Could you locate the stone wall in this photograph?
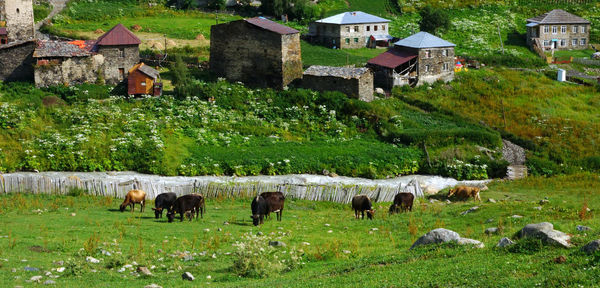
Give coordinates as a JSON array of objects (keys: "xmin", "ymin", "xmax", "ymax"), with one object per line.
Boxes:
[
  {"xmin": 302, "ymin": 71, "xmax": 373, "ymax": 102},
  {"xmin": 0, "ymin": 40, "xmax": 35, "ymax": 82},
  {"xmin": 210, "ymin": 20, "xmax": 302, "ymax": 89},
  {"xmin": 34, "ymin": 54, "xmax": 105, "ymax": 87},
  {"xmin": 97, "ymin": 45, "xmax": 139, "ymax": 85},
  {"xmin": 0, "ymin": 0, "xmax": 35, "ymax": 42},
  {"xmin": 528, "ymin": 24, "xmax": 590, "ymax": 50},
  {"xmin": 416, "ymin": 47, "xmax": 454, "ymax": 85}
]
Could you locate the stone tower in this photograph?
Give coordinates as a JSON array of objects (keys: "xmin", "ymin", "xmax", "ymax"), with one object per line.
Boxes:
[{"xmin": 0, "ymin": 0, "xmax": 35, "ymax": 42}]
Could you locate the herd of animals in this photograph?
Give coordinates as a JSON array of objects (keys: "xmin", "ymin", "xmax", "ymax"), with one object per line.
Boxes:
[{"xmin": 118, "ymin": 185, "xmax": 482, "ymax": 225}]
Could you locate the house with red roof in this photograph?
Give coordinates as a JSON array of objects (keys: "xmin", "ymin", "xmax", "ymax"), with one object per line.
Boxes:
[
  {"xmin": 94, "ymin": 23, "xmax": 141, "ymax": 84},
  {"xmin": 209, "ymin": 17, "xmax": 302, "ymax": 89}
]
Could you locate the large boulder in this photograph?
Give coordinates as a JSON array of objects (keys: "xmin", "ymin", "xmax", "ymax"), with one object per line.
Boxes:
[
  {"xmin": 410, "ymin": 228, "xmax": 460, "ymax": 249},
  {"xmin": 515, "ymin": 222, "xmax": 571, "ymax": 248},
  {"xmin": 581, "ymin": 240, "xmax": 600, "ymax": 255}
]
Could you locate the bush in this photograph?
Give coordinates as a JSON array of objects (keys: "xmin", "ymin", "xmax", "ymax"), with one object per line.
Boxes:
[
  {"xmin": 419, "ymin": 6, "xmax": 450, "ymax": 33},
  {"xmin": 232, "ymin": 233, "xmax": 303, "ymax": 278}
]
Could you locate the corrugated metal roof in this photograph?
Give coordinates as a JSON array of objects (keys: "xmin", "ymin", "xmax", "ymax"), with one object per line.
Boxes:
[
  {"xmin": 138, "ymin": 63, "xmax": 160, "ymax": 79},
  {"xmin": 245, "ymin": 17, "xmax": 299, "ymax": 35},
  {"xmin": 367, "ymin": 49, "xmax": 417, "ymax": 69},
  {"xmin": 33, "ymin": 40, "xmax": 96, "ymax": 58},
  {"xmin": 315, "ymin": 11, "xmax": 390, "ymax": 25},
  {"xmin": 304, "ymin": 65, "xmax": 370, "ymax": 78},
  {"xmin": 394, "ymin": 32, "xmax": 455, "ymax": 48},
  {"xmin": 371, "ymin": 34, "xmax": 393, "ymax": 41},
  {"xmin": 527, "ymin": 9, "xmax": 590, "ymax": 24},
  {"xmin": 95, "ymin": 23, "xmax": 141, "ymax": 46},
  {"xmin": 0, "ymin": 28, "xmax": 6, "ymax": 35}
]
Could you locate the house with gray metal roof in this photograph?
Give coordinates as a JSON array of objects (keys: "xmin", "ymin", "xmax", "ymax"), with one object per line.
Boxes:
[
  {"xmin": 308, "ymin": 11, "xmax": 392, "ymax": 49},
  {"xmin": 367, "ymin": 32, "xmax": 455, "ymax": 89},
  {"xmin": 525, "ymin": 9, "xmax": 590, "ymax": 51}
]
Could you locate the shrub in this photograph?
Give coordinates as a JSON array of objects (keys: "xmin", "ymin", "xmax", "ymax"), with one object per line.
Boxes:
[
  {"xmin": 419, "ymin": 6, "xmax": 450, "ymax": 33},
  {"xmin": 232, "ymin": 233, "xmax": 303, "ymax": 278}
]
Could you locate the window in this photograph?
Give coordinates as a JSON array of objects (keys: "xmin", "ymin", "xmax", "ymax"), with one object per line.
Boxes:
[
  {"xmin": 118, "ymin": 68, "xmax": 125, "ymax": 80},
  {"xmin": 16, "ymin": 8, "xmax": 20, "ymax": 14},
  {"xmin": 366, "ymin": 26, "xmax": 370, "ymax": 31},
  {"xmin": 543, "ymin": 25, "xmax": 549, "ymax": 34},
  {"xmin": 560, "ymin": 39, "xmax": 566, "ymax": 47},
  {"xmin": 581, "ymin": 26, "xmax": 586, "ymax": 33},
  {"xmin": 354, "ymin": 38, "xmax": 359, "ymax": 43},
  {"xmin": 1, "ymin": 38, "xmax": 6, "ymax": 45},
  {"xmin": 561, "ymin": 25, "xmax": 567, "ymax": 34},
  {"xmin": 572, "ymin": 39, "xmax": 578, "ymax": 46},
  {"xmin": 442, "ymin": 49, "xmax": 447, "ymax": 56},
  {"xmin": 552, "ymin": 26, "xmax": 557, "ymax": 34},
  {"xmin": 345, "ymin": 38, "xmax": 350, "ymax": 44},
  {"xmin": 141, "ymin": 82, "xmax": 146, "ymax": 86},
  {"xmin": 572, "ymin": 25, "xmax": 578, "ymax": 33},
  {"xmin": 543, "ymin": 40, "xmax": 550, "ymax": 46},
  {"xmin": 346, "ymin": 26, "xmax": 350, "ymax": 32},
  {"xmin": 424, "ymin": 65, "xmax": 430, "ymax": 72},
  {"xmin": 374, "ymin": 25, "xmax": 378, "ymax": 31},
  {"xmin": 442, "ymin": 62, "xmax": 449, "ymax": 71},
  {"xmin": 354, "ymin": 26, "xmax": 359, "ymax": 32},
  {"xmin": 119, "ymin": 47, "xmax": 125, "ymax": 58},
  {"xmin": 425, "ymin": 50, "xmax": 431, "ymax": 58},
  {"xmin": 382, "ymin": 25, "xmax": 386, "ymax": 31},
  {"xmin": 581, "ymin": 38, "xmax": 586, "ymax": 46}
]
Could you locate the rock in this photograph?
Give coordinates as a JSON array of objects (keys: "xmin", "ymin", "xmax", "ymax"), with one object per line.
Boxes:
[
  {"xmin": 211, "ymin": 254, "xmax": 217, "ymax": 259},
  {"xmin": 445, "ymin": 200, "xmax": 451, "ymax": 204},
  {"xmin": 56, "ymin": 267, "xmax": 65, "ymax": 273},
  {"xmin": 485, "ymin": 227, "xmax": 499, "ymax": 235},
  {"xmin": 322, "ymin": 169, "xmax": 330, "ymax": 176},
  {"xmin": 223, "ymin": 222, "xmax": 229, "ymax": 225},
  {"xmin": 137, "ymin": 266, "xmax": 152, "ymax": 276},
  {"xmin": 457, "ymin": 238, "xmax": 485, "ymax": 248},
  {"xmin": 86, "ymin": 256, "xmax": 100, "ymax": 264},
  {"xmin": 217, "ymin": 228, "xmax": 222, "ymax": 232},
  {"xmin": 375, "ymin": 88, "xmax": 385, "ymax": 95},
  {"xmin": 203, "ymin": 229, "xmax": 210, "ymax": 232},
  {"xmin": 101, "ymin": 250, "xmax": 111, "ymax": 256},
  {"xmin": 429, "ymin": 199, "xmax": 439, "ymax": 204},
  {"xmin": 516, "ymin": 222, "xmax": 571, "ymax": 248},
  {"xmin": 533, "ymin": 206, "xmax": 542, "ymax": 211},
  {"xmin": 256, "ymin": 232, "xmax": 264, "ymax": 236},
  {"xmin": 410, "ymin": 228, "xmax": 460, "ymax": 249},
  {"xmin": 370, "ymin": 228, "xmax": 379, "ymax": 231},
  {"xmin": 45, "ymin": 271, "xmax": 52, "ymax": 276},
  {"xmin": 485, "ymin": 218, "xmax": 495, "ymax": 223},
  {"xmin": 576, "ymin": 225, "xmax": 591, "ymax": 231},
  {"xmin": 206, "ymin": 275, "xmax": 212, "ymax": 279},
  {"xmin": 324, "ymin": 223, "xmax": 330, "ymax": 227},
  {"xmin": 43, "ymin": 280, "xmax": 56, "ymax": 285},
  {"xmin": 269, "ymin": 241, "xmax": 286, "ymax": 247},
  {"xmin": 302, "ymin": 242, "xmax": 310, "ymax": 246},
  {"xmin": 488, "ymin": 198, "xmax": 496, "ymax": 203},
  {"xmin": 70, "ymin": 213, "xmax": 76, "ymax": 217},
  {"xmin": 554, "ymin": 255, "xmax": 566, "ymax": 264},
  {"xmin": 539, "ymin": 199, "xmax": 549, "ymax": 205},
  {"xmin": 581, "ymin": 240, "xmax": 600, "ymax": 255},
  {"xmin": 327, "ymin": 230, "xmax": 333, "ymax": 233},
  {"xmin": 144, "ymin": 284, "xmax": 162, "ymax": 288},
  {"xmin": 24, "ymin": 266, "xmax": 40, "ymax": 271},
  {"xmin": 511, "ymin": 215, "xmax": 523, "ymax": 219},
  {"xmin": 329, "ymin": 173, "xmax": 338, "ymax": 177},
  {"xmin": 497, "ymin": 237, "xmax": 515, "ymax": 247},
  {"xmin": 30, "ymin": 275, "xmax": 43, "ymax": 282},
  {"xmin": 11, "ymin": 268, "xmax": 16, "ymax": 272},
  {"xmin": 182, "ymin": 272, "xmax": 195, "ymax": 281},
  {"xmin": 461, "ymin": 206, "xmax": 479, "ymax": 215},
  {"xmin": 343, "ymin": 250, "xmax": 351, "ymax": 254}
]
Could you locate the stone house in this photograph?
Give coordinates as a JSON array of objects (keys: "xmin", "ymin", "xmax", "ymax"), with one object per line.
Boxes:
[
  {"xmin": 302, "ymin": 65, "xmax": 373, "ymax": 102},
  {"xmin": 367, "ymin": 32, "xmax": 455, "ymax": 89},
  {"xmin": 93, "ymin": 24, "xmax": 141, "ymax": 85},
  {"xmin": 0, "ymin": 0, "xmax": 35, "ymax": 43},
  {"xmin": 0, "ymin": 40, "xmax": 36, "ymax": 82},
  {"xmin": 210, "ymin": 17, "xmax": 302, "ymax": 89},
  {"xmin": 526, "ymin": 9, "xmax": 590, "ymax": 51},
  {"xmin": 308, "ymin": 11, "xmax": 391, "ymax": 49}
]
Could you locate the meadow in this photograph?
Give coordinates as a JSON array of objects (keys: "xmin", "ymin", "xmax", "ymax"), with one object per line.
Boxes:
[{"xmin": 0, "ymin": 174, "xmax": 599, "ymax": 287}]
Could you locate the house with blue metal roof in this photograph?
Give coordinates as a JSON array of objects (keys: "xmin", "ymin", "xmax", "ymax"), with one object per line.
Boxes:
[
  {"xmin": 367, "ymin": 32, "xmax": 455, "ymax": 88},
  {"xmin": 308, "ymin": 11, "xmax": 391, "ymax": 49}
]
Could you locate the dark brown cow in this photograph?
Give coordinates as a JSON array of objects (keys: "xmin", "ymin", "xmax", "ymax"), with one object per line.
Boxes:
[
  {"xmin": 389, "ymin": 192, "xmax": 414, "ymax": 215},
  {"xmin": 260, "ymin": 192, "xmax": 285, "ymax": 221},
  {"xmin": 352, "ymin": 195, "xmax": 375, "ymax": 220},
  {"xmin": 167, "ymin": 194, "xmax": 204, "ymax": 222}
]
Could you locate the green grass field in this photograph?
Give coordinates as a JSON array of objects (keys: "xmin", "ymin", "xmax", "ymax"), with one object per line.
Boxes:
[
  {"xmin": 0, "ymin": 174, "xmax": 599, "ymax": 287},
  {"xmin": 301, "ymin": 41, "xmax": 385, "ymax": 67}
]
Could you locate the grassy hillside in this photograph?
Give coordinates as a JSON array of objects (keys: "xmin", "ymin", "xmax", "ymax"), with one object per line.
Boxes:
[{"xmin": 0, "ymin": 174, "xmax": 599, "ymax": 287}]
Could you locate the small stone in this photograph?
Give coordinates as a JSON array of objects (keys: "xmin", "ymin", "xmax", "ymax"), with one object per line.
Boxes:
[
  {"xmin": 45, "ymin": 271, "xmax": 52, "ymax": 276},
  {"xmin": 30, "ymin": 275, "xmax": 43, "ymax": 282},
  {"xmin": 586, "ymin": 207, "xmax": 591, "ymax": 212},
  {"xmin": 302, "ymin": 242, "xmax": 310, "ymax": 246},
  {"xmin": 278, "ymin": 227, "xmax": 283, "ymax": 230},
  {"xmin": 71, "ymin": 213, "xmax": 76, "ymax": 217},
  {"xmin": 167, "ymin": 270, "xmax": 174, "ymax": 274},
  {"xmin": 370, "ymin": 228, "xmax": 379, "ymax": 231},
  {"xmin": 211, "ymin": 254, "xmax": 217, "ymax": 259},
  {"xmin": 101, "ymin": 250, "xmax": 112, "ymax": 256},
  {"xmin": 86, "ymin": 256, "xmax": 100, "ymax": 264},
  {"xmin": 269, "ymin": 241, "xmax": 286, "ymax": 247},
  {"xmin": 539, "ymin": 199, "xmax": 549, "ymax": 205},
  {"xmin": 342, "ymin": 250, "xmax": 351, "ymax": 254},
  {"xmin": 554, "ymin": 255, "xmax": 566, "ymax": 264},
  {"xmin": 24, "ymin": 266, "xmax": 39, "ymax": 272},
  {"xmin": 511, "ymin": 215, "xmax": 523, "ymax": 219},
  {"xmin": 182, "ymin": 272, "xmax": 195, "ymax": 281},
  {"xmin": 445, "ymin": 200, "xmax": 451, "ymax": 204},
  {"xmin": 577, "ymin": 225, "xmax": 592, "ymax": 231},
  {"xmin": 429, "ymin": 199, "xmax": 439, "ymax": 204},
  {"xmin": 533, "ymin": 206, "xmax": 542, "ymax": 210},
  {"xmin": 485, "ymin": 227, "xmax": 499, "ymax": 235},
  {"xmin": 485, "ymin": 218, "xmax": 495, "ymax": 223},
  {"xmin": 223, "ymin": 221, "xmax": 229, "ymax": 225},
  {"xmin": 457, "ymin": 238, "xmax": 485, "ymax": 248},
  {"xmin": 56, "ymin": 267, "xmax": 65, "ymax": 273},
  {"xmin": 144, "ymin": 284, "xmax": 162, "ymax": 288},
  {"xmin": 137, "ymin": 266, "xmax": 152, "ymax": 276},
  {"xmin": 206, "ymin": 275, "xmax": 212, "ymax": 279},
  {"xmin": 43, "ymin": 280, "xmax": 56, "ymax": 285},
  {"xmin": 217, "ymin": 228, "xmax": 222, "ymax": 232},
  {"xmin": 11, "ymin": 268, "xmax": 16, "ymax": 273},
  {"xmin": 497, "ymin": 237, "xmax": 515, "ymax": 247},
  {"xmin": 327, "ymin": 230, "xmax": 333, "ymax": 233},
  {"xmin": 324, "ymin": 223, "xmax": 331, "ymax": 227},
  {"xmin": 488, "ymin": 198, "xmax": 496, "ymax": 203},
  {"xmin": 183, "ymin": 255, "xmax": 193, "ymax": 262},
  {"xmin": 203, "ymin": 229, "xmax": 210, "ymax": 232},
  {"xmin": 256, "ymin": 232, "xmax": 264, "ymax": 236},
  {"xmin": 581, "ymin": 240, "xmax": 600, "ymax": 254},
  {"xmin": 123, "ymin": 264, "xmax": 133, "ymax": 269},
  {"xmin": 461, "ymin": 206, "xmax": 479, "ymax": 215}
]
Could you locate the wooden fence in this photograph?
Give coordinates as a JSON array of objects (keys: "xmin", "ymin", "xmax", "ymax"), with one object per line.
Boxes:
[
  {"xmin": 0, "ymin": 173, "xmax": 424, "ymax": 204},
  {"xmin": 573, "ymin": 58, "xmax": 600, "ymax": 66}
]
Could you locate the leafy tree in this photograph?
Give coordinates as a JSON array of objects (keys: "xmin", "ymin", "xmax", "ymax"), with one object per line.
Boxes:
[
  {"xmin": 170, "ymin": 56, "xmax": 192, "ymax": 99},
  {"xmin": 418, "ymin": 6, "xmax": 450, "ymax": 34},
  {"xmin": 206, "ymin": 0, "xmax": 226, "ymax": 10}
]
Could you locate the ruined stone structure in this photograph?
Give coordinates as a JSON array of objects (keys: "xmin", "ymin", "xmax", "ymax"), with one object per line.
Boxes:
[
  {"xmin": 308, "ymin": 11, "xmax": 391, "ymax": 49},
  {"xmin": 210, "ymin": 17, "xmax": 302, "ymax": 89},
  {"xmin": 367, "ymin": 32, "xmax": 454, "ymax": 89},
  {"xmin": 0, "ymin": 0, "xmax": 35, "ymax": 43},
  {"xmin": 0, "ymin": 40, "xmax": 35, "ymax": 82},
  {"xmin": 302, "ymin": 65, "xmax": 373, "ymax": 102},
  {"xmin": 526, "ymin": 9, "xmax": 590, "ymax": 51}
]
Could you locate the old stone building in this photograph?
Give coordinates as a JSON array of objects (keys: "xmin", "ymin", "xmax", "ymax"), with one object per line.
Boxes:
[
  {"xmin": 0, "ymin": 40, "xmax": 35, "ymax": 82},
  {"xmin": 302, "ymin": 65, "xmax": 373, "ymax": 102},
  {"xmin": 367, "ymin": 32, "xmax": 455, "ymax": 89},
  {"xmin": 94, "ymin": 24, "xmax": 141, "ymax": 85},
  {"xmin": 526, "ymin": 9, "xmax": 590, "ymax": 51},
  {"xmin": 0, "ymin": 0, "xmax": 35, "ymax": 43},
  {"xmin": 308, "ymin": 11, "xmax": 391, "ymax": 49},
  {"xmin": 210, "ymin": 17, "xmax": 302, "ymax": 89}
]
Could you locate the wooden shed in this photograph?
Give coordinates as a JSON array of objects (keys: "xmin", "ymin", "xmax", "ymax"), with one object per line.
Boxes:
[{"xmin": 127, "ymin": 62, "xmax": 162, "ymax": 96}]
